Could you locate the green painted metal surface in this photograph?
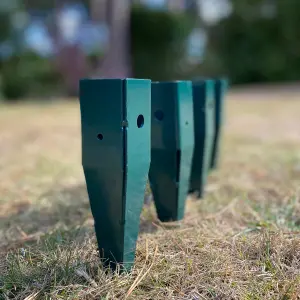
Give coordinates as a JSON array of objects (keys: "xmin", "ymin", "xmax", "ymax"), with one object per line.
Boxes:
[
  {"xmin": 79, "ymin": 78, "xmax": 151, "ymax": 271},
  {"xmin": 189, "ymin": 80, "xmax": 215, "ymax": 199},
  {"xmin": 210, "ymin": 78, "xmax": 228, "ymax": 170},
  {"xmin": 149, "ymin": 81, "xmax": 194, "ymax": 222}
]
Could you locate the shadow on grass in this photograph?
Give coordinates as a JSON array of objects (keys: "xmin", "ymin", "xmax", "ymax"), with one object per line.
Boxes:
[{"xmin": 0, "ymin": 183, "xmax": 158, "ymax": 250}]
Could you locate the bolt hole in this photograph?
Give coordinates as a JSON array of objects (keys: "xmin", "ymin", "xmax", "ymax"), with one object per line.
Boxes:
[
  {"xmin": 97, "ymin": 133, "xmax": 104, "ymax": 140},
  {"xmin": 154, "ymin": 110, "xmax": 164, "ymax": 121},
  {"xmin": 137, "ymin": 115, "xmax": 144, "ymax": 128}
]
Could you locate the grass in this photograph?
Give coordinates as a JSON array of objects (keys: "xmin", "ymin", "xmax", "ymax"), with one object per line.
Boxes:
[{"xmin": 0, "ymin": 88, "xmax": 300, "ymax": 299}]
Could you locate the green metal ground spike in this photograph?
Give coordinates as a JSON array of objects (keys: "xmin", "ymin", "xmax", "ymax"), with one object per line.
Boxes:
[
  {"xmin": 189, "ymin": 80, "xmax": 215, "ymax": 199},
  {"xmin": 149, "ymin": 81, "xmax": 194, "ymax": 222},
  {"xmin": 79, "ymin": 78, "xmax": 151, "ymax": 271},
  {"xmin": 210, "ymin": 78, "xmax": 228, "ymax": 170}
]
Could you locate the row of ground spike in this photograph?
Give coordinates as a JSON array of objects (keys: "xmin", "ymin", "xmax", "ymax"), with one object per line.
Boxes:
[{"xmin": 79, "ymin": 78, "xmax": 228, "ymax": 272}]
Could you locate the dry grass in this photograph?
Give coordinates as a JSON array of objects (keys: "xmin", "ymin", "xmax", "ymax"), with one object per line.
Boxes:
[{"xmin": 0, "ymin": 88, "xmax": 300, "ymax": 299}]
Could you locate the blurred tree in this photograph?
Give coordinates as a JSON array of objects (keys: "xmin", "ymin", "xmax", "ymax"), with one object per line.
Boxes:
[
  {"xmin": 23, "ymin": 0, "xmax": 90, "ymax": 11},
  {"xmin": 205, "ymin": 0, "xmax": 300, "ymax": 84},
  {"xmin": 276, "ymin": 0, "xmax": 300, "ymax": 79},
  {"xmin": 167, "ymin": 0, "xmax": 185, "ymax": 11},
  {"xmin": 90, "ymin": 0, "xmax": 107, "ymax": 23},
  {"xmin": 185, "ymin": 0, "xmax": 201, "ymax": 16},
  {"xmin": 131, "ymin": 4, "xmax": 194, "ymax": 80},
  {"xmin": 0, "ymin": 0, "xmax": 28, "ymax": 51},
  {"xmin": 48, "ymin": 0, "xmax": 89, "ymax": 96},
  {"xmin": 3, "ymin": 0, "xmax": 300, "ymax": 100},
  {"xmin": 21, "ymin": 0, "xmax": 91, "ymax": 96},
  {"xmin": 94, "ymin": 0, "xmax": 132, "ymax": 78},
  {"xmin": 0, "ymin": 13, "xmax": 11, "ymax": 45}
]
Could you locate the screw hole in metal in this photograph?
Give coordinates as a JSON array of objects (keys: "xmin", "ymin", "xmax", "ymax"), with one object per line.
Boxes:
[
  {"xmin": 97, "ymin": 133, "xmax": 104, "ymax": 140},
  {"xmin": 154, "ymin": 110, "xmax": 164, "ymax": 121},
  {"xmin": 137, "ymin": 115, "xmax": 144, "ymax": 128}
]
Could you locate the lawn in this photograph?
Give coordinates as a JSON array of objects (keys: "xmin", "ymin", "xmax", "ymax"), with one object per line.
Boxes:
[{"xmin": 0, "ymin": 88, "xmax": 300, "ymax": 299}]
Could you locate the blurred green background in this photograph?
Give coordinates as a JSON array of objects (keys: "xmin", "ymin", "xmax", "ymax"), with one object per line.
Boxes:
[{"xmin": 0, "ymin": 0, "xmax": 300, "ymax": 101}]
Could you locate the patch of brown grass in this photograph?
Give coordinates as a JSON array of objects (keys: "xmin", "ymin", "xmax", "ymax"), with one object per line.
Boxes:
[{"xmin": 1, "ymin": 89, "xmax": 300, "ymax": 299}]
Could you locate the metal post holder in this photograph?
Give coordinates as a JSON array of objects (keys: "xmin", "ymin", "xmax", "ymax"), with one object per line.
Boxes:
[
  {"xmin": 189, "ymin": 80, "xmax": 215, "ymax": 199},
  {"xmin": 149, "ymin": 81, "xmax": 194, "ymax": 222},
  {"xmin": 210, "ymin": 78, "xmax": 228, "ymax": 170},
  {"xmin": 79, "ymin": 78, "xmax": 151, "ymax": 271}
]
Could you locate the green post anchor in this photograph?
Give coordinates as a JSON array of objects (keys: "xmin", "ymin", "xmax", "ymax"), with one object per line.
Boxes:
[
  {"xmin": 189, "ymin": 80, "xmax": 215, "ymax": 199},
  {"xmin": 149, "ymin": 81, "xmax": 194, "ymax": 222},
  {"xmin": 210, "ymin": 78, "xmax": 228, "ymax": 170},
  {"xmin": 79, "ymin": 78, "xmax": 151, "ymax": 271}
]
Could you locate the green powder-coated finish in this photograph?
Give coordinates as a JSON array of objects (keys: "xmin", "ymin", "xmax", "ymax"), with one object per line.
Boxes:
[
  {"xmin": 149, "ymin": 81, "xmax": 194, "ymax": 222},
  {"xmin": 79, "ymin": 78, "xmax": 151, "ymax": 271},
  {"xmin": 210, "ymin": 78, "xmax": 228, "ymax": 170},
  {"xmin": 189, "ymin": 80, "xmax": 215, "ymax": 199}
]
